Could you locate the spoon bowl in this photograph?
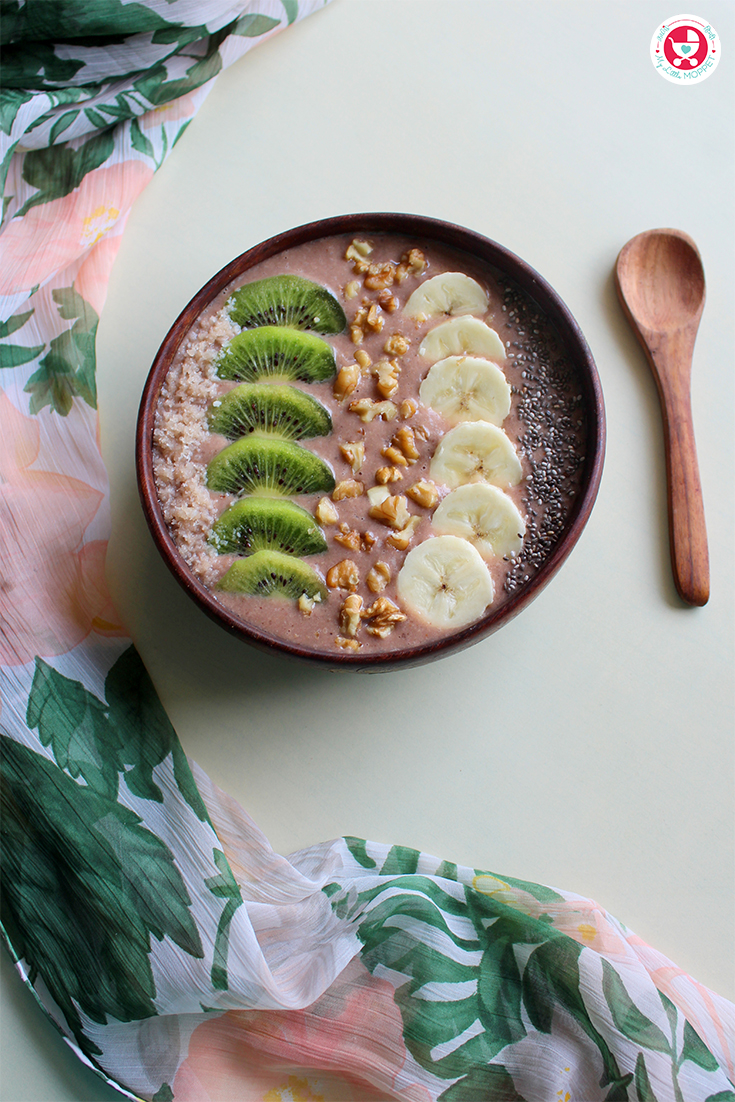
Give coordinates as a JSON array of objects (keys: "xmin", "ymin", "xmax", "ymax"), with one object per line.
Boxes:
[{"xmin": 615, "ymin": 228, "xmax": 709, "ymax": 606}]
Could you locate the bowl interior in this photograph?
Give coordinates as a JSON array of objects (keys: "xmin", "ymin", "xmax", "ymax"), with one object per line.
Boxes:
[{"xmin": 137, "ymin": 213, "xmax": 605, "ymax": 669}]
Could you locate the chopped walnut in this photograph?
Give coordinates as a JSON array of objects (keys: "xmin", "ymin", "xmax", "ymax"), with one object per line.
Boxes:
[
  {"xmin": 372, "ymin": 359, "xmax": 400, "ymax": 399},
  {"xmin": 339, "ymin": 593, "xmax": 364, "ymax": 637},
  {"xmin": 375, "ymin": 465, "xmax": 404, "ymax": 485},
  {"xmin": 315, "ymin": 497, "xmax": 339, "ymax": 525},
  {"xmin": 381, "ymin": 444, "xmax": 409, "ymax": 467},
  {"xmin": 386, "ymin": 516, "xmax": 421, "ymax": 550},
  {"xmin": 345, "ymin": 239, "xmax": 373, "ymax": 260},
  {"xmin": 362, "ymin": 530, "xmax": 376, "ymax": 551},
  {"xmin": 368, "ymin": 493, "xmax": 411, "ymax": 530},
  {"xmin": 406, "ymin": 479, "xmax": 440, "ymax": 508},
  {"xmin": 334, "ymin": 362, "xmax": 361, "ymax": 401},
  {"xmin": 334, "ymin": 525, "xmax": 362, "ymax": 552},
  {"xmin": 383, "ymin": 333, "xmax": 410, "ymax": 357},
  {"xmin": 349, "ymin": 322, "xmax": 364, "ymax": 345},
  {"xmin": 349, "ymin": 397, "xmax": 398, "ymax": 423},
  {"xmin": 298, "ymin": 593, "xmax": 321, "ymax": 615},
  {"xmin": 395, "ymin": 248, "xmax": 426, "ymax": 283},
  {"xmin": 377, "ymin": 289, "xmax": 399, "ymax": 313},
  {"xmin": 344, "ymin": 280, "xmax": 360, "ymax": 300},
  {"xmin": 327, "ymin": 559, "xmax": 359, "ymax": 591},
  {"xmin": 354, "ymin": 348, "xmax": 372, "ymax": 370},
  {"xmin": 363, "ymin": 596, "xmax": 407, "ymax": 638},
  {"xmin": 335, "ymin": 636, "xmax": 361, "ymax": 651},
  {"xmin": 366, "ymin": 303, "xmax": 383, "ymax": 331},
  {"xmin": 392, "ymin": 426, "xmax": 420, "ymax": 461},
  {"xmin": 364, "ymin": 262, "xmax": 396, "ymax": 291},
  {"xmin": 366, "ymin": 561, "xmax": 391, "ymax": 593},
  {"xmin": 340, "ymin": 441, "xmax": 365, "ymax": 474},
  {"xmin": 399, "ymin": 398, "xmax": 418, "ymax": 420},
  {"xmin": 332, "ymin": 479, "xmax": 364, "ymax": 501}
]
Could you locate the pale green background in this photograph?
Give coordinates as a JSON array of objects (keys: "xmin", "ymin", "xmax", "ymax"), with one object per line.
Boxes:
[{"xmin": 2, "ymin": 2, "xmax": 733, "ymax": 1099}]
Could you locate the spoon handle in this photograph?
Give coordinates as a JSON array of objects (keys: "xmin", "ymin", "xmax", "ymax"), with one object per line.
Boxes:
[{"xmin": 638, "ymin": 324, "xmax": 710, "ymax": 606}]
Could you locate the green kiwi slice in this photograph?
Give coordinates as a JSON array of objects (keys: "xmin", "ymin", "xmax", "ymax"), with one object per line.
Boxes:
[
  {"xmin": 209, "ymin": 497, "xmax": 328, "ymax": 556},
  {"xmin": 206, "ymin": 436, "xmax": 335, "ymax": 497},
  {"xmin": 218, "ymin": 549, "xmax": 327, "ymax": 600},
  {"xmin": 208, "ymin": 384, "xmax": 332, "ymax": 441},
  {"xmin": 228, "ymin": 276, "xmax": 346, "ymax": 334},
  {"xmin": 216, "ymin": 326, "xmax": 337, "ymax": 384}
]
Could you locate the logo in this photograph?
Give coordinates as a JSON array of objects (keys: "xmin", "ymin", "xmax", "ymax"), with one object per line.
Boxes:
[{"xmin": 651, "ymin": 14, "xmax": 720, "ymax": 83}]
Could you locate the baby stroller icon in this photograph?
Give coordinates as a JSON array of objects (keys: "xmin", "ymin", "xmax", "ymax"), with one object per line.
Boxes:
[{"xmin": 671, "ymin": 29, "xmax": 700, "ymax": 66}]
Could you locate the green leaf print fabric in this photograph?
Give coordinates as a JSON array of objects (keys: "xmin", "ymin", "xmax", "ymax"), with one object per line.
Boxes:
[{"xmin": 1, "ymin": 4, "xmax": 733, "ymax": 1101}]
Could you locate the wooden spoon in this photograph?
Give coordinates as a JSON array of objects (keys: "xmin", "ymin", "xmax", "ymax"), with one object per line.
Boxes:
[{"xmin": 615, "ymin": 228, "xmax": 709, "ymax": 606}]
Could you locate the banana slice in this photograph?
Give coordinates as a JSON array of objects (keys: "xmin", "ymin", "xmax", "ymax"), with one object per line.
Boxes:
[
  {"xmin": 419, "ymin": 317, "xmax": 506, "ymax": 363},
  {"xmin": 397, "ymin": 534, "xmax": 494, "ymax": 629},
  {"xmin": 404, "ymin": 273, "xmax": 488, "ymax": 319},
  {"xmin": 431, "ymin": 483, "xmax": 525, "ymax": 560},
  {"xmin": 419, "ymin": 356, "xmax": 511, "ymax": 426},
  {"xmin": 430, "ymin": 421, "xmax": 523, "ymax": 489}
]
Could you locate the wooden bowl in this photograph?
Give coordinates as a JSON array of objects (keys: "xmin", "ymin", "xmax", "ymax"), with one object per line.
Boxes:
[{"xmin": 137, "ymin": 213, "xmax": 605, "ymax": 670}]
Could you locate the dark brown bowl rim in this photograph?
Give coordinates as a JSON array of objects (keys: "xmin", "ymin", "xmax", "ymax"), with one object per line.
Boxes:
[{"xmin": 137, "ymin": 212, "xmax": 605, "ymax": 670}]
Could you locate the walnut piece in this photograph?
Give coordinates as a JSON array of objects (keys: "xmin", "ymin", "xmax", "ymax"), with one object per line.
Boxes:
[
  {"xmin": 377, "ymin": 289, "xmax": 399, "ymax": 313},
  {"xmin": 366, "ymin": 561, "xmax": 391, "ymax": 593},
  {"xmin": 386, "ymin": 515, "xmax": 421, "ymax": 550},
  {"xmin": 340, "ymin": 441, "xmax": 365, "ymax": 474},
  {"xmin": 381, "ymin": 444, "xmax": 409, "ymax": 467},
  {"xmin": 334, "ymin": 362, "xmax": 360, "ymax": 401},
  {"xmin": 393, "ymin": 426, "xmax": 420, "ymax": 461},
  {"xmin": 334, "ymin": 525, "xmax": 362, "ymax": 552},
  {"xmin": 344, "ymin": 280, "xmax": 360, "ymax": 300},
  {"xmin": 332, "ymin": 479, "xmax": 364, "ymax": 501},
  {"xmin": 373, "ymin": 359, "xmax": 401, "ymax": 400},
  {"xmin": 399, "ymin": 399, "xmax": 418, "ymax": 420},
  {"xmin": 315, "ymin": 497, "xmax": 339, "ymax": 525},
  {"xmin": 349, "ymin": 398, "xmax": 398, "ymax": 423},
  {"xmin": 406, "ymin": 479, "xmax": 440, "ymax": 509},
  {"xmin": 364, "ymin": 262, "xmax": 396, "ymax": 291},
  {"xmin": 298, "ymin": 593, "xmax": 321, "ymax": 615},
  {"xmin": 363, "ymin": 596, "xmax": 406, "ymax": 638},
  {"xmin": 335, "ymin": 636, "xmax": 361, "ymax": 651},
  {"xmin": 383, "ymin": 333, "xmax": 410, "ymax": 357},
  {"xmin": 339, "ymin": 593, "xmax": 364, "ymax": 638},
  {"xmin": 327, "ymin": 559, "xmax": 359, "ymax": 590},
  {"xmin": 375, "ymin": 465, "xmax": 404, "ymax": 485},
  {"xmin": 354, "ymin": 348, "xmax": 372, "ymax": 370},
  {"xmin": 368, "ymin": 494, "xmax": 411, "ymax": 530}
]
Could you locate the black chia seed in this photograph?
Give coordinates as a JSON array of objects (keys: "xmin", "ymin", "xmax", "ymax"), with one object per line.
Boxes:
[{"xmin": 497, "ymin": 277, "xmax": 588, "ymax": 595}]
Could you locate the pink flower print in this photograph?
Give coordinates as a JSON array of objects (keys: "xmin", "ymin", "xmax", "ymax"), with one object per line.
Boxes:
[
  {"xmin": 0, "ymin": 161, "xmax": 153, "ymax": 298},
  {"xmin": 0, "ymin": 391, "xmax": 123, "ymax": 665},
  {"xmin": 172, "ymin": 958, "xmax": 432, "ymax": 1102}
]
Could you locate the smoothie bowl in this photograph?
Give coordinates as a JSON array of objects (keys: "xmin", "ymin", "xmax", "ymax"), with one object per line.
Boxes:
[{"xmin": 136, "ymin": 213, "xmax": 605, "ymax": 670}]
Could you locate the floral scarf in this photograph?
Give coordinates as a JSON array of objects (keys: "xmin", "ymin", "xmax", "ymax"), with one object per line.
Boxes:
[{"xmin": 1, "ymin": 3, "xmax": 733, "ymax": 1100}]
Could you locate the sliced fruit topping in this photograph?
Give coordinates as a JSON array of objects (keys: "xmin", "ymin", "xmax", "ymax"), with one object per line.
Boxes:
[
  {"xmin": 206, "ymin": 436, "xmax": 335, "ymax": 497},
  {"xmin": 431, "ymin": 483, "xmax": 525, "ymax": 560},
  {"xmin": 404, "ymin": 273, "xmax": 488, "ymax": 319},
  {"xmin": 218, "ymin": 549, "xmax": 327, "ymax": 600},
  {"xmin": 208, "ymin": 384, "xmax": 332, "ymax": 441},
  {"xmin": 228, "ymin": 275, "xmax": 346, "ymax": 334},
  {"xmin": 216, "ymin": 326, "xmax": 337, "ymax": 383},
  {"xmin": 419, "ymin": 316, "xmax": 506, "ymax": 363},
  {"xmin": 419, "ymin": 355, "xmax": 511, "ymax": 426},
  {"xmin": 430, "ymin": 421, "xmax": 523, "ymax": 490},
  {"xmin": 397, "ymin": 534, "xmax": 494, "ymax": 629},
  {"xmin": 209, "ymin": 497, "xmax": 328, "ymax": 557}
]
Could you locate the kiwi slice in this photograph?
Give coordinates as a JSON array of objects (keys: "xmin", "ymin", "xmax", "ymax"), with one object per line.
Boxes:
[
  {"xmin": 206, "ymin": 436, "xmax": 335, "ymax": 497},
  {"xmin": 228, "ymin": 276, "xmax": 346, "ymax": 334},
  {"xmin": 218, "ymin": 549, "xmax": 328, "ymax": 600},
  {"xmin": 209, "ymin": 497, "xmax": 328, "ymax": 556},
  {"xmin": 216, "ymin": 326, "xmax": 337, "ymax": 384},
  {"xmin": 208, "ymin": 384, "xmax": 332, "ymax": 441}
]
